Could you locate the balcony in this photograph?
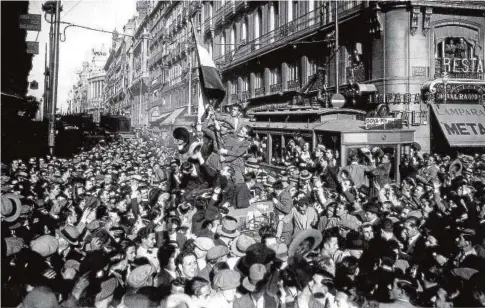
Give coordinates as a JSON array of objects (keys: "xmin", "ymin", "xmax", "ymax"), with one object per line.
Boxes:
[
  {"xmin": 287, "ymin": 79, "xmax": 301, "ymax": 91},
  {"xmin": 214, "ymin": 6, "xmax": 224, "ymax": 29},
  {"xmin": 270, "ymin": 83, "xmax": 282, "ymax": 94},
  {"xmin": 223, "ymin": 1, "xmax": 235, "ymax": 21},
  {"xmin": 255, "ymin": 87, "xmax": 265, "ymax": 97},
  {"xmin": 235, "ymin": 1, "xmax": 248, "ymax": 14},
  {"xmin": 203, "ymin": 17, "xmax": 213, "ymax": 37},
  {"xmin": 214, "ymin": 4, "xmax": 365, "ymax": 71},
  {"xmin": 241, "ymin": 90, "xmax": 250, "ymax": 101}
]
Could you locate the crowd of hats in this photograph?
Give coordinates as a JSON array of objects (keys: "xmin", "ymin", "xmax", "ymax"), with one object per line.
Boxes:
[{"xmin": 1, "ymin": 129, "xmax": 485, "ymax": 308}]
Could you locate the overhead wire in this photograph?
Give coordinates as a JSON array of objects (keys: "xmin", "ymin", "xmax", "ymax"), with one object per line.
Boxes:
[{"xmin": 63, "ymin": 1, "xmax": 82, "ymax": 18}]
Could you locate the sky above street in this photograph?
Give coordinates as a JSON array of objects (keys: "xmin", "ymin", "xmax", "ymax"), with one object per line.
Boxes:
[{"xmin": 27, "ymin": 0, "xmax": 136, "ymax": 112}]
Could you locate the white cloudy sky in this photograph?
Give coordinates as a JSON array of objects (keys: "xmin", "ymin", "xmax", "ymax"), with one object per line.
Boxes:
[{"xmin": 27, "ymin": 0, "xmax": 136, "ymax": 112}]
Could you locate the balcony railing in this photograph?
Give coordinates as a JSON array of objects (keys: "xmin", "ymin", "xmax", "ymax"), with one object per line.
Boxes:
[
  {"xmin": 214, "ymin": 6, "xmax": 224, "ymax": 29},
  {"xmin": 287, "ymin": 79, "xmax": 301, "ymax": 91},
  {"xmin": 214, "ymin": 4, "xmax": 365, "ymax": 70},
  {"xmin": 223, "ymin": 1, "xmax": 235, "ymax": 20},
  {"xmin": 204, "ymin": 17, "xmax": 213, "ymax": 36},
  {"xmin": 270, "ymin": 83, "xmax": 282, "ymax": 93},
  {"xmin": 255, "ymin": 87, "xmax": 265, "ymax": 97},
  {"xmin": 241, "ymin": 90, "xmax": 250, "ymax": 100},
  {"xmin": 235, "ymin": 1, "xmax": 248, "ymax": 14}
]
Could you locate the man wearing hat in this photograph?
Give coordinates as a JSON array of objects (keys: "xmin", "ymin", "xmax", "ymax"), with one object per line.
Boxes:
[
  {"xmin": 234, "ymin": 263, "xmax": 279, "ymax": 308},
  {"xmin": 2, "ymin": 193, "xmax": 22, "ymax": 223},
  {"xmin": 216, "ymin": 216, "xmax": 240, "ymax": 246},
  {"xmin": 55, "ymin": 225, "xmax": 84, "ymax": 262},
  {"xmin": 229, "ymin": 234, "xmax": 256, "ymax": 269},
  {"xmin": 364, "ymin": 203, "xmax": 381, "ymax": 226},
  {"xmin": 193, "ymin": 237, "xmax": 215, "ymax": 279},
  {"xmin": 199, "ymin": 245, "xmax": 229, "ymax": 281},
  {"xmin": 207, "ymin": 269, "xmax": 241, "ymax": 308}
]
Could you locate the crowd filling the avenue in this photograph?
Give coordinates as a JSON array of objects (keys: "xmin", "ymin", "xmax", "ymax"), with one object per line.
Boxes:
[{"xmin": 2, "ymin": 108, "xmax": 485, "ymax": 308}]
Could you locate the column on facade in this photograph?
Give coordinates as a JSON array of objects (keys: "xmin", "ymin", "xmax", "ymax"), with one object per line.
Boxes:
[
  {"xmin": 282, "ymin": 62, "xmax": 289, "ymax": 91},
  {"xmin": 264, "ymin": 67, "xmax": 271, "ymax": 95},
  {"xmin": 301, "ymin": 56, "xmax": 309, "ymax": 86}
]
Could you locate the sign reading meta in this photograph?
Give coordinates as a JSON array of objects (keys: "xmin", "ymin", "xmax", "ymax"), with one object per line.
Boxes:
[{"xmin": 432, "ymin": 104, "xmax": 485, "ymax": 146}]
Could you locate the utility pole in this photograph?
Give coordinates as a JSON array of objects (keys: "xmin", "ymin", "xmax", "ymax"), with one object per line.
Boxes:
[
  {"xmin": 43, "ymin": 43, "xmax": 49, "ymax": 118},
  {"xmin": 335, "ymin": 2, "xmax": 339, "ymax": 94},
  {"xmin": 45, "ymin": 1, "xmax": 61, "ymax": 155}
]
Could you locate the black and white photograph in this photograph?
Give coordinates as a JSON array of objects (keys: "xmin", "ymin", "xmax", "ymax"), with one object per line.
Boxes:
[{"xmin": 1, "ymin": 0, "xmax": 485, "ymax": 307}]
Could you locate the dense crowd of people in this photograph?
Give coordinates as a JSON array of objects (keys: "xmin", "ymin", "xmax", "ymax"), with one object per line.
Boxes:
[{"xmin": 2, "ymin": 107, "xmax": 485, "ymax": 308}]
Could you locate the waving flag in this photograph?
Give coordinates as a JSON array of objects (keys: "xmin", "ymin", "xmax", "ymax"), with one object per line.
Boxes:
[{"xmin": 192, "ymin": 23, "xmax": 226, "ymax": 124}]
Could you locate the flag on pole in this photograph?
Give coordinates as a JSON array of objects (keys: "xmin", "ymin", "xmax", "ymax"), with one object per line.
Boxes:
[{"xmin": 191, "ymin": 22, "xmax": 226, "ymax": 124}]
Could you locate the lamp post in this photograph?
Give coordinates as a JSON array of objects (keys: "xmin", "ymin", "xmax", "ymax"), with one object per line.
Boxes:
[
  {"xmin": 442, "ymin": 71, "xmax": 449, "ymax": 105},
  {"xmin": 42, "ymin": 1, "xmax": 62, "ymax": 155}
]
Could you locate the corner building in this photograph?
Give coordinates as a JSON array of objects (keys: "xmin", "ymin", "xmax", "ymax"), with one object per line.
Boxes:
[{"xmin": 202, "ymin": 0, "xmax": 484, "ymax": 153}]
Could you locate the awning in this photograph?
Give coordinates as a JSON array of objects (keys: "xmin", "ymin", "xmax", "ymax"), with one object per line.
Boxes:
[
  {"xmin": 431, "ymin": 104, "xmax": 485, "ymax": 147},
  {"xmin": 160, "ymin": 107, "xmax": 187, "ymax": 125}
]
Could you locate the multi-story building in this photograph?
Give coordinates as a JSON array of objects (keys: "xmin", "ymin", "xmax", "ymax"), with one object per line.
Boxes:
[
  {"xmin": 201, "ymin": 0, "xmax": 485, "ymax": 153},
  {"xmin": 71, "ymin": 61, "xmax": 90, "ymax": 114},
  {"xmin": 104, "ymin": 19, "xmax": 136, "ymax": 117},
  {"xmin": 86, "ymin": 47, "xmax": 108, "ymax": 120},
  {"xmin": 146, "ymin": 1, "xmax": 203, "ymax": 131},
  {"xmin": 125, "ymin": 2, "xmax": 152, "ymax": 128}
]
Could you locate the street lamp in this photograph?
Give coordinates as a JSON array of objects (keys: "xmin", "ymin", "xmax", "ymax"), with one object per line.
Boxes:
[
  {"xmin": 442, "ymin": 71, "xmax": 449, "ymax": 105},
  {"xmin": 42, "ymin": 1, "xmax": 62, "ymax": 155}
]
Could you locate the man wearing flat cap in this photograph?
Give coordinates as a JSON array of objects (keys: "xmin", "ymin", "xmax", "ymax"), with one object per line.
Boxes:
[{"xmin": 207, "ymin": 269, "xmax": 241, "ymax": 308}]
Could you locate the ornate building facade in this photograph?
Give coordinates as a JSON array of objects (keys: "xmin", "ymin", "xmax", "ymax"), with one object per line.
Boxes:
[
  {"xmin": 99, "ymin": 1, "xmax": 485, "ymax": 151},
  {"xmin": 146, "ymin": 1, "xmax": 203, "ymax": 130},
  {"xmin": 202, "ymin": 0, "xmax": 485, "ymax": 152}
]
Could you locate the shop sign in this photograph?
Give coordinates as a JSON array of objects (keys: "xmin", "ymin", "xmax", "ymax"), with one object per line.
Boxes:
[
  {"xmin": 19, "ymin": 14, "xmax": 41, "ymax": 31},
  {"xmin": 374, "ymin": 93, "xmax": 423, "ymax": 104},
  {"xmin": 412, "ymin": 66, "xmax": 427, "ymax": 77},
  {"xmin": 435, "ymin": 58, "xmax": 484, "ymax": 79},
  {"xmin": 365, "ymin": 118, "xmax": 403, "ymax": 130},
  {"xmin": 435, "ymin": 84, "xmax": 485, "ymax": 103},
  {"xmin": 26, "ymin": 41, "xmax": 39, "ymax": 54},
  {"xmin": 431, "ymin": 104, "xmax": 485, "ymax": 146}
]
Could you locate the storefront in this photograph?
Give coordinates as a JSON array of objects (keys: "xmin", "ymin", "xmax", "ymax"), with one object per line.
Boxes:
[{"xmin": 422, "ymin": 79, "xmax": 485, "ymax": 152}]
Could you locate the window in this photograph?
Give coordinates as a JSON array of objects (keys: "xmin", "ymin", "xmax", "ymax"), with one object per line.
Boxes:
[
  {"xmin": 242, "ymin": 75, "xmax": 249, "ymax": 92},
  {"xmin": 230, "ymin": 80, "xmax": 237, "ymax": 96},
  {"xmin": 241, "ymin": 18, "xmax": 247, "ymax": 42},
  {"xmin": 308, "ymin": 58, "xmax": 318, "ymax": 77},
  {"xmin": 288, "ymin": 61, "xmax": 300, "ymax": 81},
  {"xmin": 220, "ymin": 34, "xmax": 226, "ymax": 56},
  {"xmin": 437, "ymin": 37, "xmax": 475, "ymax": 59},
  {"xmin": 292, "ymin": 1, "xmax": 299, "ymax": 21},
  {"xmin": 230, "ymin": 25, "xmax": 236, "ymax": 53},
  {"xmin": 255, "ymin": 72, "xmax": 263, "ymax": 89},
  {"xmin": 254, "ymin": 9, "xmax": 261, "ymax": 40},
  {"xmin": 271, "ymin": 66, "xmax": 281, "ymax": 85}
]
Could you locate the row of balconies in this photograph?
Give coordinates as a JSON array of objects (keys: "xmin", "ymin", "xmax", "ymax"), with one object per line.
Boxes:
[
  {"xmin": 212, "ymin": 2, "xmax": 366, "ymax": 71},
  {"xmin": 226, "ymin": 78, "xmax": 302, "ymax": 102}
]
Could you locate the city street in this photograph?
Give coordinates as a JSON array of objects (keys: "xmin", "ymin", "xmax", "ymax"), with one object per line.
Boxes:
[{"xmin": 2, "ymin": 1, "xmax": 485, "ymax": 308}]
